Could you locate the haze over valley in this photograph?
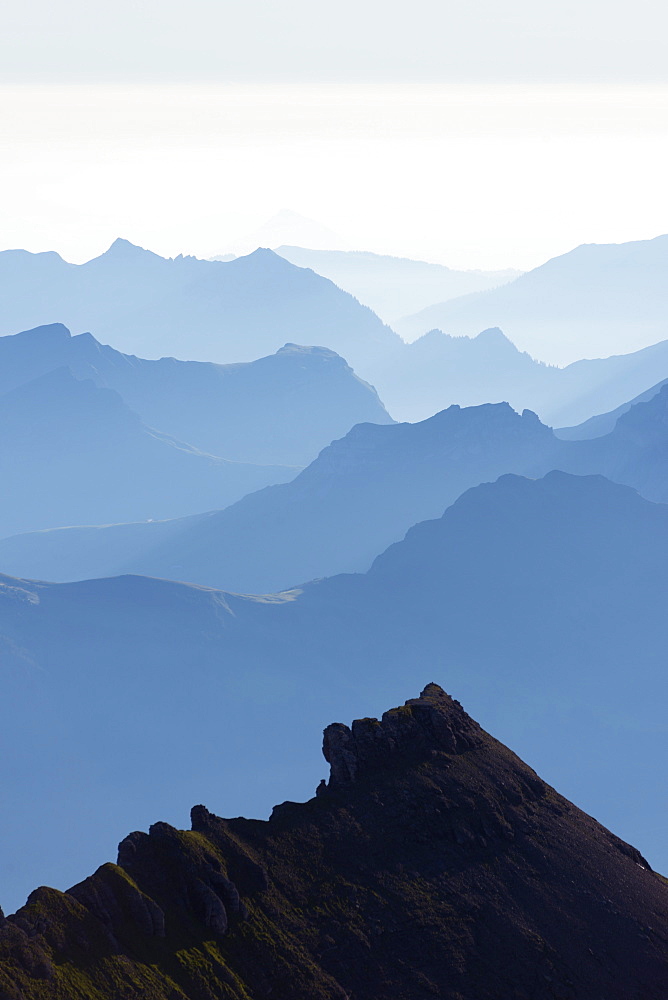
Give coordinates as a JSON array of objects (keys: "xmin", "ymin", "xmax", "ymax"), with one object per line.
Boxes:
[{"xmin": 2, "ymin": 6, "xmax": 668, "ymax": 989}]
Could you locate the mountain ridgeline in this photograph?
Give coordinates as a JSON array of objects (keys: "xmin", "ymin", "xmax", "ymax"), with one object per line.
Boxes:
[
  {"xmin": 0, "ymin": 242, "xmax": 400, "ymax": 372},
  {"xmin": 0, "ymin": 364, "xmax": 301, "ymax": 538},
  {"xmin": 272, "ymin": 245, "xmax": 520, "ymax": 324},
  {"xmin": 0, "ymin": 323, "xmax": 393, "ymax": 467},
  {"xmin": 374, "ymin": 325, "xmax": 668, "ymax": 425},
  {"xmin": 7, "ymin": 383, "xmax": 668, "ymax": 590},
  {"xmin": 0, "ymin": 685, "xmax": 666, "ymax": 1000},
  {"xmin": 2, "ymin": 229, "xmax": 668, "ymax": 1000},
  {"xmin": 0, "ymin": 325, "xmax": 392, "ymax": 537},
  {"xmin": 394, "ymin": 233, "xmax": 668, "ymax": 365},
  {"xmin": 1, "ymin": 472, "xmax": 667, "ymax": 912}
]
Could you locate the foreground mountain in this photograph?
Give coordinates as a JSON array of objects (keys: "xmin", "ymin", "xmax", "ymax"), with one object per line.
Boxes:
[
  {"xmin": 374, "ymin": 326, "xmax": 668, "ymax": 425},
  {"xmin": 0, "ymin": 241, "xmax": 400, "ymax": 372},
  {"xmin": 394, "ymin": 233, "xmax": 668, "ymax": 364},
  {"xmin": 0, "ymin": 325, "xmax": 393, "ymax": 466},
  {"xmin": 0, "ymin": 367, "xmax": 294, "ymax": 537},
  {"xmin": 0, "ymin": 684, "xmax": 665, "ymax": 1000},
  {"xmin": 273, "ymin": 246, "xmax": 520, "ymax": 324},
  {"xmin": 1, "ymin": 472, "xmax": 666, "ymax": 909},
  {"xmin": 8, "ymin": 384, "xmax": 668, "ymax": 589}
]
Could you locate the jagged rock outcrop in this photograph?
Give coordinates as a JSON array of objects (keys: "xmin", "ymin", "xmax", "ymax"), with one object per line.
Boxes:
[
  {"xmin": 1, "ymin": 684, "xmax": 667, "ymax": 1000},
  {"xmin": 323, "ymin": 683, "xmax": 481, "ymax": 786}
]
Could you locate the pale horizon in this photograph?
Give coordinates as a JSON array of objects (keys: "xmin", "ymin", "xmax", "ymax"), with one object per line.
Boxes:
[{"xmin": 2, "ymin": 82, "xmax": 668, "ymax": 271}]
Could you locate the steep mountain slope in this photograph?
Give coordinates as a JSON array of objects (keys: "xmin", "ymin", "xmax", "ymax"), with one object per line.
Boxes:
[
  {"xmin": 273, "ymin": 245, "xmax": 519, "ymax": 324},
  {"xmin": 0, "ymin": 241, "xmax": 401, "ymax": 372},
  {"xmin": 556, "ymin": 375, "xmax": 668, "ymax": 440},
  {"xmin": 8, "ymin": 383, "xmax": 668, "ymax": 589},
  {"xmin": 1, "ymin": 472, "xmax": 667, "ymax": 910},
  {"xmin": 1, "ymin": 685, "xmax": 666, "ymax": 1000},
  {"xmin": 575, "ymin": 383, "xmax": 668, "ymax": 503},
  {"xmin": 394, "ymin": 233, "xmax": 668, "ymax": 364},
  {"xmin": 373, "ymin": 325, "xmax": 668, "ymax": 425},
  {"xmin": 0, "ymin": 367, "xmax": 295, "ymax": 537},
  {"xmin": 0, "ymin": 324, "xmax": 393, "ymax": 466},
  {"xmin": 0, "ymin": 403, "xmax": 560, "ymax": 586}
]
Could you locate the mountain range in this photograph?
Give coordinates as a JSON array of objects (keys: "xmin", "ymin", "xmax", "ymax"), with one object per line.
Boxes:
[
  {"xmin": 0, "ymin": 366, "xmax": 296, "ymax": 538},
  {"xmin": 270, "ymin": 245, "xmax": 520, "ymax": 325},
  {"xmin": 394, "ymin": 233, "xmax": 668, "ymax": 365},
  {"xmin": 556, "ymin": 374, "xmax": 668, "ymax": 440},
  {"xmin": 374, "ymin": 325, "xmax": 668, "ymax": 426},
  {"xmin": 5, "ymin": 237, "xmax": 668, "ymax": 432},
  {"xmin": 1, "ymin": 684, "xmax": 665, "ymax": 1000},
  {"xmin": 0, "ymin": 402, "xmax": 557, "ymax": 586},
  {"xmin": 0, "ymin": 241, "xmax": 400, "ymax": 373},
  {"xmin": 6, "ymin": 383, "xmax": 668, "ymax": 589},
  {"xmin": 1, "ymin": 471, "xmax": 667, "ymax": 911},
  {"xmin": 0, "ymin": 324, "xmax": 392, "ymax": 468}
]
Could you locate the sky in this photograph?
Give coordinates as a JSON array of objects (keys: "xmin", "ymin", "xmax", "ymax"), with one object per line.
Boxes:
[{"xmin": 1, "ymin": 1, "xmax": 667, "ymax": 269}]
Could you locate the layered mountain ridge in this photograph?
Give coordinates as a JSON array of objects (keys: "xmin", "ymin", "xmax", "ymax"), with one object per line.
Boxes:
[
  {"xmin": 272, "ymin": 245, "xmax": 520, "ymax": 324},
  {"xmin": 0, "ymin": 366, "xmax": 296, "ymax": 537},
  {"xmin": 8, "ymin": 383, "xmax": 668, "ymax": 590},
  {"xmin": 1, "ymin": 471, "xmax": 667, "ymax": 909},
  {"xmin": 1, "ymin": 684, "xmax": 666, "ymax": 1000},
  {"xmin": 0, "ymin": 323, "xmax": 393, "ymax": 468},
  {"xmin": 394, "ymin": 233, "xmax": 668, "ymax": 364},
  {"xmin": 375, "ymin": 325, "xmax": 668, "ymax": 425},
  {"xmin": 0, "ymin": 242, "xmax": 400, "ymax": 373}
]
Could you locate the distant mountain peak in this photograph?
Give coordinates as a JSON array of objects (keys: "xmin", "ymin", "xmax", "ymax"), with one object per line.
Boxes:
[
  {"xmin": 323, "ymin": 684, "xmax": 481, "ymax": 789},
  {"xmin": 423, "ymin": 399, "xmax": 536, "ymax": 428},
  {"xmin": 236, "ymin": 246, "xmax": 293, "ymax": 267},
  {"xmin": 91, "ymin": 238, "xmax": 162, "ymax": 264},
  {"xmin": 222, "ymin": 210, "xmax": 350, "ymax": 256},
  {"xmin": 12, "ymin": 322, "xmax": 72, "ymax": 343},
  {"xmin": 474, "ymin": 326, "xmax": 513, "ymax": 346},
  {"xmin": 108, "ymin": 237, "xmax": 146, "ymax": 254},
  {"xmin": 276, "ymin": 342, "xmax": 346, "ymax": 362}
]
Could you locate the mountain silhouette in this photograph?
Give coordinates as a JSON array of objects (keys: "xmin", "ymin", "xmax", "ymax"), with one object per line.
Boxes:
[
  {"xmin": 394, "ymin": 233, "xmax": 668, "ymax": 364},
  {"xmin": 1, "ymin": 471, "xmax": 667, "ymax": 911},
  {"xmin": 0, "ymin": 683, "xmax": 665, "ymax": 999},
  {"xmin": 373, "ymin": 325, "xmax": 668, "ymax": 426},
  {"xmin": 0, "ymin": 324, "xmax": 393, "ymax": 467},
  {"xmin": 0, "ymin": 242, "xmax": 400, "ymax": 373},
  {"xmin": 9, "ymin": 383, "xmax": 668, "ymax": 588},
  {"xmin": 272, "ymin": 246, "xmax": 519, "ymax": 324},
  {"xmin": 0, "ymin": 402, "xmax": 559, "ymax": 586},
  {"xmin": 556, "ymin": 374, "xmax": 668, "ymax": 440},
  {"xmin": 0, "ymin": 366, "xmax": 295, "ymax": 537}
]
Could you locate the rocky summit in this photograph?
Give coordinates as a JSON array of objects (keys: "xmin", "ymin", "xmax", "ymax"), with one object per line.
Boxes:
[{"xmin": 1, "ymin": 684, "xmax": 666, "ymax": 1000}]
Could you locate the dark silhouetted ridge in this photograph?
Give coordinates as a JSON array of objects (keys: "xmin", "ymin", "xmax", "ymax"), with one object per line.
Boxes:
[
  {"xmin": 323, "ymin": 683, "xmax": 482, "ymax": 787},
  {"xmin": 1, "ymin": 684, "xmax": 666, "ymax": 1000}
]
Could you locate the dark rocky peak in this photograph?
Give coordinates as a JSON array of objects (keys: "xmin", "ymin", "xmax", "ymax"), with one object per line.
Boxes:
[
  {"xmin": 1, "ymin": 684, "xmax": 666, "ymax": 1000},
  {"xmin": 323, "ymin": 684, "xmax": 482, "ymax": 788}
]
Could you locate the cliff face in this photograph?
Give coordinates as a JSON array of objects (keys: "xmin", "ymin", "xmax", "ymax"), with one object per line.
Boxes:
[{"xmin": 1, "ymin": 684, "xmax": 667, "ymax": 1000}]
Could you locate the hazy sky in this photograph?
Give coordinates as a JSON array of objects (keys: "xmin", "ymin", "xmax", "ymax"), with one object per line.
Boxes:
[
  {"xmin": 3, "ymin": 0, "xmax": 666, "ymax": 85},
  {"xmin": 1, "ymin": 2, "xmax": 667, "ymax": 268}
]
